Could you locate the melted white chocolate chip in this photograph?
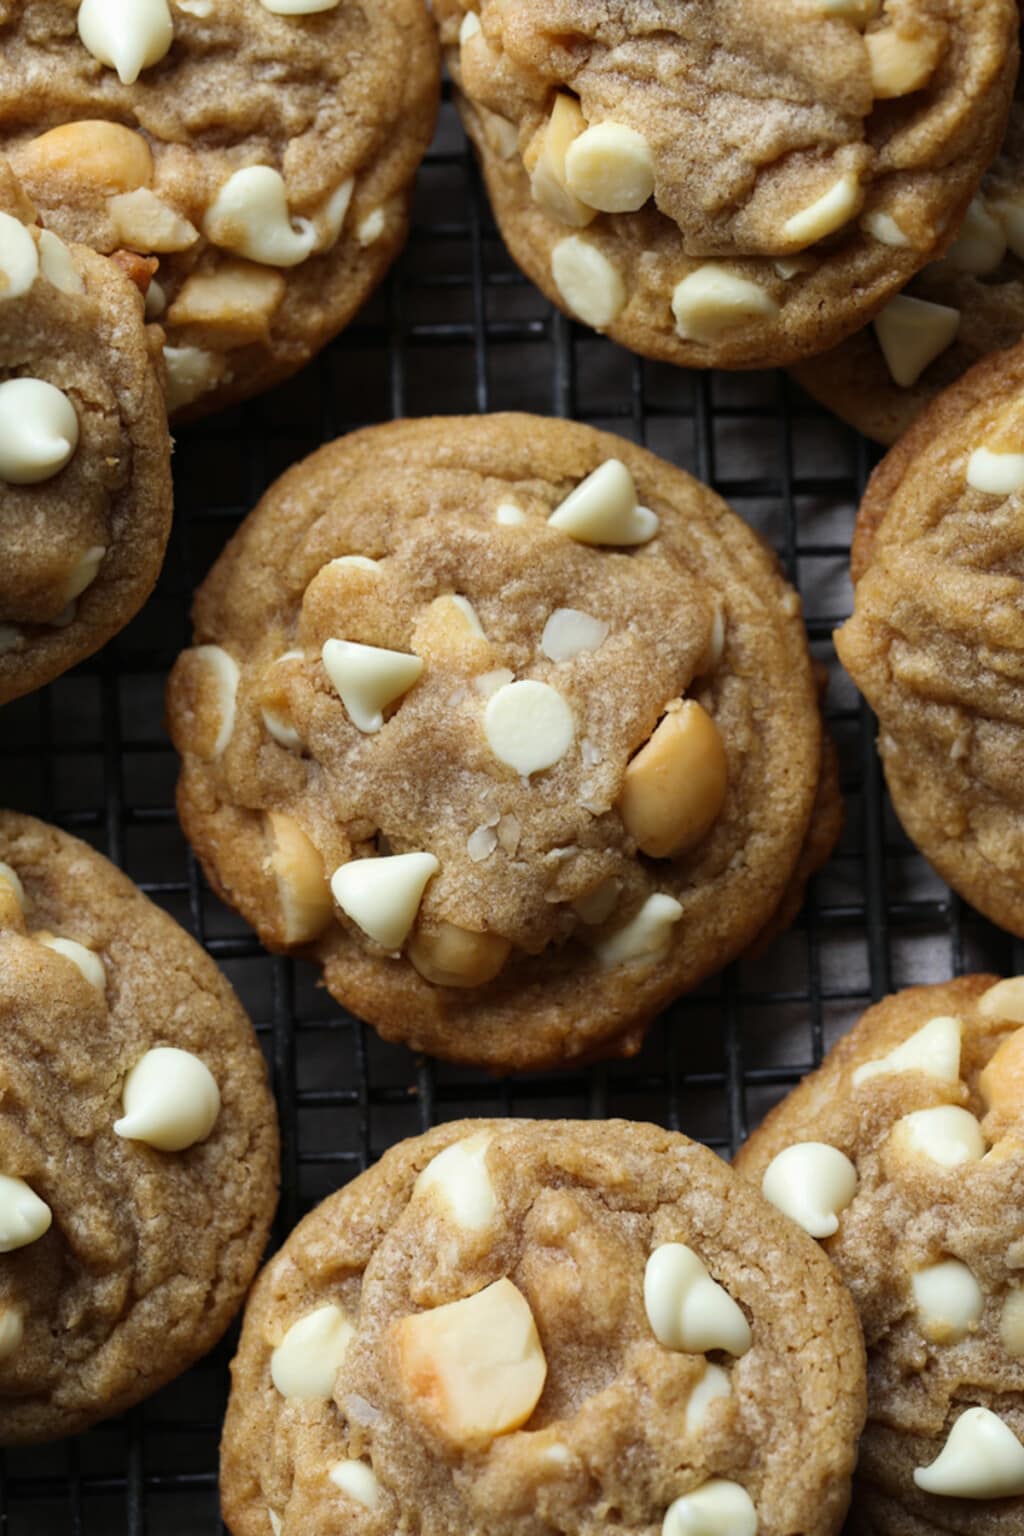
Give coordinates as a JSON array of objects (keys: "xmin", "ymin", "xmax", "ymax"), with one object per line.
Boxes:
[
  {"xmin": 551, "ymin": 236, "xmax": 626, "ymax": 328},
  {"xmin": 0, "ymin": 378, "xmax": 79, "ymax": 485},
  {"xmin": 271, "ymin": 1304, "xmax": 353, "ymax": 1399},
  {"xmin": 328, "ymin": 1461, "xmax": 380, "ymax": 1510},
  {"xmin": 782, "ymin": 171, "xmax": 860, "ymax": 248},
  {"xmin": 761, "ymin": 1142, "xmax": 857, "ymax": 1238},
  {"xmin": 77, "ymin": 0, "xmax": 173, "ymax": 84},
  {"xmin": 204, "ymin": 167, "xmax": 316, "ymax": 268},
  {"xmin": 852, "ymin": 1014, "xmax": 961, "ymax": 1087},
  {"xmin": 413, "ymin": 1133, "xmax": 497, "ymax": 1231},
  {"xmin": 322, "ymin": 639, "xmax": 423, "ymax": 733},
  {"xmin": 0, "ymin": 211, "xmax": 40, "ymax": 301},
  {"xmin": 35, "ymin": 933, "xmax": 105, "ymax": 993},
  {"xmin": 114, "ymin": 1046, "xmax": 220, "ymax": 1151},
  {"xmin": 914, "ymin": 1407, "xmax": 1024, "ymax": 1499},
  {"xmin": 662, "ymin": 1479, "xmax": 757, "ymax": 1536},
  {"xmin": 563, "ymin": 122, "xmax": 655, "ymax": 214},
  {"xmin": 541, "ymin": 608, "xmax": 609, "ymax": 662},
  {"xmin": 890, "ymin": 1105, "xmax": 985, "ymax": 1168},
  {"xmin": 966, "ymin": 448, "xmax": 1024, "ymax": 497},
  {"xmin": 672, "ymin": 265, "xmax": 778, "ymax": 344},
  {"xmin": 644, "ymin": 1242, "xmax": 751, "ymax": 1357},
  {"xmin": 595, "ymin": 893, "xmax": 683, "ymax": 967},
  {"xmin": 0, "ymin": 1174, "xmax": 52, "ymax": 1252},
  {"xmin": 548, "ymin": 459, "xmax": 658, "ymax": 546},
  {"xmin": 484, "ymin": 680, "xmax": 575, "ymax": 776},
  {"xmin": 912, "ymin": 1260, "xmax": 983, "ymax": 1344},
  {"xmin": 330, "ymin": 852, "xmax": 439, "ymax": 951}
]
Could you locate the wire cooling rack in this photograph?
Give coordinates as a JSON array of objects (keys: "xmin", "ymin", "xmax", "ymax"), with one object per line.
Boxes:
[{"xmin": 2, "ymin": 88, "xmax": 1022, "ymax": 1535}]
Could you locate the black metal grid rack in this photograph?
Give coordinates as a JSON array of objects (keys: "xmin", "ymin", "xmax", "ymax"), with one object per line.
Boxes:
[{"xmin": 1, "ymin": 88, "xmax": 1021, "ymax": 1535}]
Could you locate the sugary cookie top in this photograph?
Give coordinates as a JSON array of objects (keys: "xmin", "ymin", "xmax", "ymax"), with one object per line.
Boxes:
[
  {"xmin": 0, "ymin": 163, "xmax": 171, "ymax": 706},
  {"xmin": 167, "ymin": 414, "xmax": 831, "ymax": 1071},
  {"xmin": 0, "ymin": 812, "xmax": 278, "ymax": 1442},
  {"xmin": 736, "ymin": 976, "xmax": 1024, "ymax": 1530},
  {"xmin": 435, "ymin": 0, "xmax": 1017, "ymax": 368},
  {"xmin": 836, "ymin": 342, "xmax": 1024, "ymax": 938},
  {"xmin": 0, "ymin": 0, "xmax": 439, "ymax": 415},
  {"xmin": 221, "ymin": 1118, "xmax": 865, "ymax": 1536}
]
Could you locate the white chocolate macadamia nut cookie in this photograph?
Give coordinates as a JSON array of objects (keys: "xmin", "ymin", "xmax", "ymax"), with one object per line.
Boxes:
[
  {"xmin": 0, "ymin": 160, "xmax": 171, "ymax": 706},
  {"xmin": 220, "ymin": 1119, "xmax": 865, "ymax": 1536},
  {"xmin": 0, "ymin": 0, "xmax": 439, "ymax": 418},
  {"xmin": 433, "ymin": 0, "xmax": 1017, "ymax": 370},
  {"xmin": 0, "ymin": 812, "xmax": 278, "ymax": 1442},
  {"xmin": 795, "ymin": 52, "xmax": 1024, "ymax": 444},
  {"xmin": 837, "ymin": 341, "xmax": 1024, "ymax": 940},
  {"xmin": 736, "ymin": 976, "xmax": 1024, "ymax": 1533},
  {"xmin": 166, "ymin": 414, "xmax": 839, "ymax": 1072}
]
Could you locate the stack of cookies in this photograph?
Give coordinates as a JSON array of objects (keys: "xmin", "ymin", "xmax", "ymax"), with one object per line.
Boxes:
[{"xmin": 3, "ymin": 1, "xmax": 1024, "ymax": 1532}]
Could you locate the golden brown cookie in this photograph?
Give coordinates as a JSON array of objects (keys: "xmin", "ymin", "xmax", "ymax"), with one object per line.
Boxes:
[
  {"xmin": 433, "ymin": 0, "xmax": 1017, "ymax": 371},
  {"xmin": 735, "ymin": 976, "xmax": 1024, "ymax": 1534},
  {"xmin": 794, "ymin": 43, "xmax": 1024, "ymax": 444},
  {"xmin": 166, "ymin": 413, "xmax": 840, "ymax": 1072},
  {"xmin": 0, "ymin": 161, "xmax": 172, "ymax": 706},
  {"xmin": 0, "ymin": 0, "xmax": 439, "ymax": 419},
  {"xmin": 836, "ymin": 342, "xmax": 1024, "ymax": 939},
  {"xmin": 0, "ymin": 811, "xmax": 279, "ymax": 1443},
  {"xmin": 220, "ymin": 1117, "xmax": 866, "ymax": 1536}
]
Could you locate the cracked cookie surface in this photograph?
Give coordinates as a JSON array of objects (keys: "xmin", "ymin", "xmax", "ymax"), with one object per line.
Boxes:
[
  {"xmin": 221, "ymin": 1117, "xmax": 865, "ymax": 1536},
  {"xmin": 736, "ymin": 976, "xmax": 1024, "ymax": 1533},
  {"xmin": 166, "ymin": 413, "xmax": 839, "ymax": 1072},
  {"xmin": 434, "ymin": 0, "xmax": 1016, "ymax": 370},
  {"xmin": 0, "ymin": 811, "xmax": 279, "ymax": 1442}
]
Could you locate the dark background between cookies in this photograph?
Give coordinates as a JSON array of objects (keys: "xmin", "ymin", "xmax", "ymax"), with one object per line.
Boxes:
[{"xmin": 2, "ymin": 86, "xmax": 1021, "ymax": 1536}]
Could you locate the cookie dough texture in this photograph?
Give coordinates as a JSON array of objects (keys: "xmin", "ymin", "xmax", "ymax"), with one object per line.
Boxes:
[
  {"xmin": 795, "ymin": 49, "xmax": 1024, "ymax": 443},
  {"xmin": 434, "ymin": 0, "xmax": 1017, "ymax": 370},
  {"xmin": 221, "ymin": 1118, "xmax": 866, "ymax": 1536},
  {"xmin": 166, "ymin": 414, "xmax": 839, "ymax": 1072},
  {"xmin": 0, "ymin": 162, "xmax": 171, "ymax": 705},
  {"xmin": 836, "ymin": 343, "xmax": 1024, "ymax": 939},
  {"xmin": 0, "ymin": 0, "xmax": 439, "ymax": 419},
  {"xmin": 0, "ymin": 812, "xmax": 279, "ymax": 1442},
  {"xmin": 736, "ymin": 976, "xmax": 1024, "ymax": 1533}
]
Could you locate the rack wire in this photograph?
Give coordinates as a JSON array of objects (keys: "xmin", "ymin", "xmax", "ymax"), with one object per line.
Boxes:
[{"xmin": 1, "ymin": 88, "xmax": 1020, "ymax": 1535}]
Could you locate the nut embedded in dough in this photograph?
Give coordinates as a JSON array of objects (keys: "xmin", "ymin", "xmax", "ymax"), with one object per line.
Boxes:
[
  {"xmin": 108, "ymin": 188, "xmax": 199, "ymax": 253},
  {"xmin": 618, "ymin": 700, "xmax": 728, "ymax": 859},
  {"xmin": 643, "ymin": 1242, "xmax": 752, "ymax": 1356},
  {"xmin": 864, "ymin": 24, "xmax": 945, "ymax": 99},
  {"xmin": 114, "ymin": 1045, "xmax": 221, "ymax": 1151},
  {"xmin": 16, "ymin": 121, "xmax": 154, "ymax": 193},
  {"xmin": 408, "ymin": 922, "xmax": 510, "ymax": 988},
  {"xmin": 525, "ymin": 94, "xmax": 596, "ymax": 228},
  {"xmin": 265, "ymin": 811, "xmax": 333, "ymax": 945},
  {"xmin": 979, "ymin": 1025, "xmax": 1024, "ymax": 1116}
]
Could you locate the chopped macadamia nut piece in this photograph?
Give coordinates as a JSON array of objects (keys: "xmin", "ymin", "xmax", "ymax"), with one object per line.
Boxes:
[
  {"xmin": 322, "ymin": 639, "xmax": 423, "ymax": 733},
  {"xmin": 672, "ymin": 265, "xmax": 778, "ymax": 344},
  {"xmin": 168, "ymin": 262, "xmax": 286, "ymax": 344},
  {"xmin": 551, "ymin": 237, "xmax": 626, "ymax": 328},
  {"xmin": 413, "ymin": 1132, "xmax": 497, "ymax": 1229},
  {"xmin": 17, "ymin": 121, "xmax": 154, "ymax": 193},
  {"xmin": 782, "ymin": 172, "xmax": 861, "ymax": 248},
  {"xmin": 644, "ymin": 1242, "xmax": 752, "ymax": 1356},
  {"xmin": 484, "ymin": 680, "xmax": 575, "ymax": 776},
  {"xmin": 541, "ymin": 608, "xmax": 609, "ymax": 662},
  {"xmin": 187, "ymin": 645, "xmax": 239, "ymax": 760},
  {"xmin": 78, "ymin": 0, "xmax": 173, "ymax": 84},
  {"xmin": 394, "ymin": 1278, "xmax": 547, "ymax": 1448},
  {"xmin": 38, "ymin": 230, "xmax": 83, "ymax": 294},
  {"xmin": 0, "ymin": 211, "xmax": 39, "ymax": 301},
  {"xmin": 265, "ymin": 812, "xmax": 333, "ymax": 944},
  {"xmin": 912, "ymin": 1260, "xmax": 983, "ymax": 1344},
  {"xmin": 331, "ymin": 852, "xmax": 439, "ymax": 951},
  {"xmin": 0, "ymin": 378, "xmax": 79, "ymax": 485},
  {"xmin": 270, "ymin": 1304, "xmax": 353, "ymax": 1399},
  {"xmin": 526, "ymin": 94, "xmax": 596, "ymax": 228},
  {"xmin": 260, "ymin": 649, "xmax": 304, "ymax": 750},
  {"xmin": 619, "ymin": 700, "xmax": 728, "ymax": 858},
  {"xmin": 595, "ymin": 893, "xmax": 683, "ymax": 967},
  {"xmin": 162, "ymin": 345, "xmax": 223, "ymax": 414},
  {"xmin": 34, "ymin": 933, "xmax": 106, "ymax": 993},
  {"xmin": 114, "ymin": 1046, "xmax": 220, "ymax": 1151},
  {"xmin": 548, "ymin": 459, "xmax": 658, "ymax": 546},
  {"xmin": 204, "ymin": 167, "xmax": 317, "ymax": 268},
  {"xmin": 408, "ymin": 923, "xmax": 510, "ymax": 988},
  {"xmin": 967, "ymin": 449, "xmax": 1024, "ymax": 496},
  {"xmin": 914, "ymin": 1407, "xmax": 1024, "ymax": 1498},
  {"xmin": 109, "ymin": 188, "xmax": 198, "ymax": 253},
  {"xmin": 563, "ymin": 122, "xmax": 655, "ymax": 214},
  {"xmin": 761, "ymin": 1142, "xmax": 857, "ymax": 1238},
  {"xmin": 663, "ymin": 1480, "xmax": 757, "ymax": 1536},
  {"xmin": 889, "ymin": 1105, "xmax": 985, "ymax": 1168},
  {"xmin": 0, "ymin": 1174, "xmax": 52, "ymax": 1252},
  {"xmin": 852, "ymin": 1014, "xmax": 961, "ymax": 1086},
  {"xmin": 865, "ymin": 25, "xmax": 945, "ymax": 99},
  {"xmin": 979, "ymin": 1027, "xmax": 1024, "ymax": 1117}
]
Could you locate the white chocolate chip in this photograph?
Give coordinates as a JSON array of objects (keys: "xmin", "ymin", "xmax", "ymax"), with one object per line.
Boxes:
[
  {"xmin": 663, "ymin": 1480, "xmax": 757, "ymax": 1536},
  {"xmin": 62, "ymin": 545, "xmax": 106, "ymax": 604},
  {"xmin": 966, "ymin": 448, "xmax": 1024, "ymax": 497},
  {"xmin": 496, "ymin": 813, "xmax": 521, "ymax": 854},
  {"xmin": 551, "ymin": 236, "xmax": 626, "ymax": 328},
  {"xmin": 852, "ymin": 1014, "xmax": 962, "ymax": 1086},
  {"xmin": 330, "ymin": 852, "xmax": 439, "ymax": 951},
  {"xmin": 467, "ymin": 824, "xmax": 498, "ymax": 862},
  {"xmin": 672, "ymin": 265, "xmax": 778, "ymax": 344},
  {"xmin": 267, "ymin": 1514, "xmax": 282, "ymax": 1536},
  {"xmin": 978, "ymin": 978, "xmax": 1024, "ymax": 1022},
  {"xmin": 914, "ymin": 1407, "xmax": 1024, "ymax": 1499},
  {"xmin": 322, "ymin": 639, "xmax": 422, "ymax": 733},
  {"xmin": 993, "ymin": 197, "xmax": 1024, "ymax": 261},
  {"xmin": 78, "ymin": 0, "xmax": 173, "ymax": 82},
  {"xmin": 541, "ymin": 608, "xmax": 609, "ymax": 662},
  {"xmin": 685, "ymin": 1362, "xmax": 732, "ymax": 1434},
  {"xmin": 944, "ymin": 197, "xmax": 1006, "ymax": 276},
  {"xmin": 413, "ymin": 1133, "xmax": 497, "ymax": 1231},
  {"xmin": 38, "ymin": 230, "xmax": 84, "ymax": 296},
  {"xmin": 473, "ymin": 667, "xmax": 514, "ymax": 698},
  {"xmin": 890, "ymin": 1105, "xmax": 985, "ymax": 1168},
  {"xmin": 548, "ymin": 459, "xmax": 658, "ymax": 546},
  {"xmin": 527, "ymin": 94, "xmax": 596, "ymax": 228},
  {"xmin": 873, "ymin": 294, "xmax": 960, "ymax": 389},
  {"xmin": 595, "ymin": 892, "xmax": 683, "ymax": 967},
  {"xmin": 484, "ymin": 679, "xmax": 575, "ymax": 776},
  {"xmin": 357, "ymin": 208, "xmax": 387, "ymax": 247},
  {"xmin": 0, "ymin": 378, "xmax": 79, "ymax": 485},
  {"xmin": 35, "ymin": 934, "xmax": 105, "ymax": 993},
  {"xmin": 270, "ymin": 1304, "xmax": 353, "ymax": 1399},
  {"xmin": 0, "ymin": 862, "xmax": 25, "ymax": 911},
  {"xmin": 313, "ymin": 179, "xmax": 355, "ymax": 252},
  {"xmin": 192, "ymin": 645, "xmax": 239, "ymax": 759},
  {"xmin": 816, "ymin": 0, "xmax": 880, "ymax": 19},
  {"xmin": 394, "ymin": 1277, "xmax": 547, "ymax": 1447},
  {"xmin": 261, "ymin": 649, "xmax": 304, "ymax": 751},
  {"xmin": 912, "ymin": 1261, "xmax": 984, "ymax": 1343},
  {"xmin": 332, "ymin": 555, "xmax": 381, "ymax": 573},
  {"xmin": 266, "ymin": 812, "xmax": 333, "ymax": 944},
  {"xmin": 495, "ymin": 500, "xmax": 526, "ymax": 525},
  {"xmin": 114, "ymin": 1046, "xmax": 220, "ymax": 1151},
  {"xmin": 644, "ymin": 1242, "xmax": 751, "ymax": 1357},
  {"xmin": 0, "ymin": 1174, "xmax": 52, "ymax": 1253},
  {"xmin": 782, "ymin": 172, "xmax": 860, "ymax": 248},
  {"xmin": 761, "ymin": 1142, "xmax": 857, "ymax": 1238},
  {"xmin": 564, "ymin": 122, "xmax": 655, "ymax": 213},
  {"xmin": 0, "ymin": 211, "xmax": 39, "ymax": 301},
  {"xmin": 1001, "ymin": 1289, "xmax": 1024, "ymax": 1356},
  {"xmin": 162, "ymin": 345, "xmax": 222, "ymax": 413},
  {"xmin": 108, "ymin": 188, "xmax": 199, "ymax": 252},
  {"xmin": 450, "ymin": 594, "xmax": 485, "ymax": 637},
  {"xmin": 573, "ymin": 877, "xmax": 620, "ymax": 925},
  {"xmin": 0, "ymin": 1306, "xmax": 24, "ymax": 1361},
  {"xmin": 862, "ymin": 209, "xmax": 910, "ymax": 247},
  {"xmin": 865, "ymin": 27, "xmax": 944, "ymax": 98},
  {"xmin": 203, "ymin": 167, "xmax": 316, "ymax": 268},
  {"xmin": 328, "ymin": 1461, "xmax": 379, "ymax": 1510},
  {"xmin": 458, "ymin": 10, "xmax": 480, "ymax": 43}
]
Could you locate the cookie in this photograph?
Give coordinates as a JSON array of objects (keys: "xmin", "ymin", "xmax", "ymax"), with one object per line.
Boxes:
[
  {"xmin": 794, "ymin": 45, "xmax": 1024, "ymax": 444},
  {"xmin": 0, "ymin": 0, "xmax": 439, "ymax": 419},
  {"xmin": 166, "ymin": 413, "xmax": 840, "ymax": 1073},
  {"xmin": 835, "ymin": 342, "xmax": 1024, "ymax": 939},
  {"xmin": 0, "ymin": 161, "xmax": 172, "ymax": 706},
  {"xmin": 735, "ymin": 976, "xmax": 1024, "ymax": 1533},
  {"xmin": 220, "ymin": 1117, "xmax": 866, "ymax": 1536},
  {"xmin": 433, "ymin": 0, "xmax": 1016, "ymax": 371},
  {"xmin": 0, "ymin": 811, "xmax": 279, "ymax": 1442}
]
